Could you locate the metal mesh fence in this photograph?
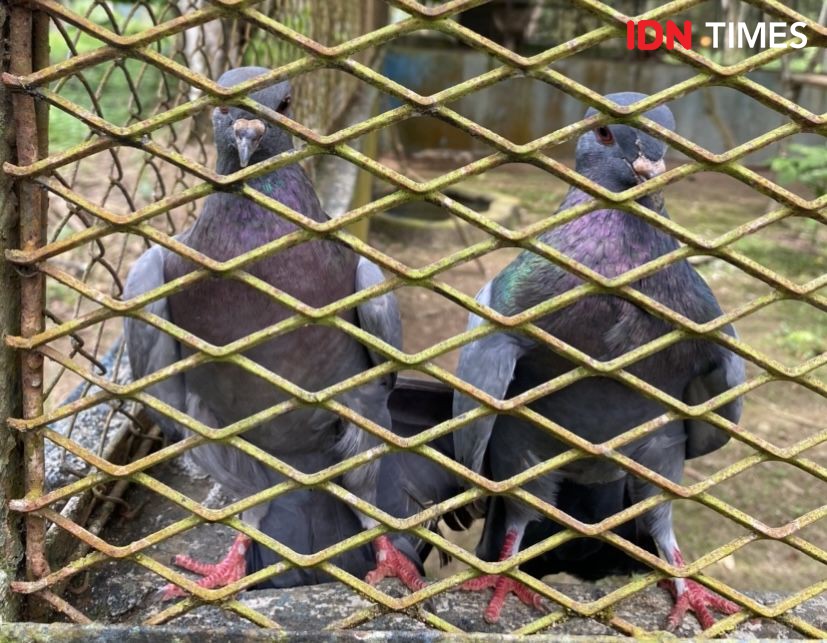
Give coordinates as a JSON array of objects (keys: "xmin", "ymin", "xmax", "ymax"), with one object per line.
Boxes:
[{"xmin": 1, "ymin": 0, "xmax": 825, "ymax": 636}]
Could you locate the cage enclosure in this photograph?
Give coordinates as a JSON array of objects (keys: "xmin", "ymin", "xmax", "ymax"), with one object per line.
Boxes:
[{"xmin": 0, "ymin": 0, "xmax": 825, "ymax": 639}]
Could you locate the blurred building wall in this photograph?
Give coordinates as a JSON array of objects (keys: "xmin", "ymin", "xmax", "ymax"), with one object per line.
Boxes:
[{"xmin": 379, "ymin": 44, "xmax": 826, "ymax": 164}]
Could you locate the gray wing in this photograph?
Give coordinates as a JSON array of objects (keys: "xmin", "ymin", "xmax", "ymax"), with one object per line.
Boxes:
[
  {"xmin": 683, "ymin": 325, "xmax": 745, "ymax": 459},
  {"xmin": 354, "ymin": 255, "xmax": 403, "ymax": 368},
  {"xmin": 452, "ymin": 282, "xmax": 524, "ymax": 475},
  {"xmin": 122, "ymin": 244, "xmax": 186, "ymax": 441}
]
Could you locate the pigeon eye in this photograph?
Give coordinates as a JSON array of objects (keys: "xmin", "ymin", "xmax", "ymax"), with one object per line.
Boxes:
[
  {"xmin": 217, "ymin": 106, "xmax": 230, "ymax": 115},
  {"xmin": 277, "ymin": 96, "xmax": 291, "ymax": 113},
  {"xmin": 595, "ymin": 126, "xmax": 614, "ymax": 145}
]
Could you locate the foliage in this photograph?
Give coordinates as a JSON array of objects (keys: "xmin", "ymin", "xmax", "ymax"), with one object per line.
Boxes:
[
  {"xmin": 776, "ymin": 324, "xmax": 827, "ymax": 360},
  {"xmin": 48, "ymin": 4, "xmax": 165, "ymax": 151},
  {"xmin": 770, "ymin": 144, "xmax": 827, "ymax": 197},
  {"xmin": 48, "ymin": 27, "xmax": 164, "ymax": 151}
]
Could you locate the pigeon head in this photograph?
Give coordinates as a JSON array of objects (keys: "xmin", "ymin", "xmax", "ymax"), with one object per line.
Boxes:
[
  {"xmin": 212, "ymin": 66, "xmax": 294, "ymax": 172},
  {"xmin": 575, "ymin": 92, "xmax": 675, "ymax": 192}
]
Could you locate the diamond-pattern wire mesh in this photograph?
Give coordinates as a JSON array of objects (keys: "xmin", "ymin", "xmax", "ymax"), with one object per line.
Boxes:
[{"xmin": 2, "ymin": 0, "xmax": 825, "ymax": 636}]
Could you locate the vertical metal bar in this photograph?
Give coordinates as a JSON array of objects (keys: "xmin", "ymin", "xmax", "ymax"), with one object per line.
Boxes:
[
  {"xmin": 0, "ymin": 2, "xmax": 24, "ymax": 622},
  {"xmin": 10, "ymin": 3, "xmax": 49, "ymax": 584},
  {"xmin": 33, "ymin": 10, "xmax": 49, "ymax": 162}
]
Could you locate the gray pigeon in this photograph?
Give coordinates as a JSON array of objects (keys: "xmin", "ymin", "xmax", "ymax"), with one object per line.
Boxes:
[
  {"xmin": 453, "ymin": 93, "xmax": 745, "ymax": 629},
  {"xmin": 124, "ymin": 66, "xmax": 430, "ymax": 598}
]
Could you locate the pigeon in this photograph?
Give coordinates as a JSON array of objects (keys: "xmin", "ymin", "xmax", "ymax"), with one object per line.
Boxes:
[
  {"xmin": 124, "ymin": 66, "xmax": 438, "ymax": 598},
  {"xmin": 452, "ymin": 92, "xmax": 745, "ymax": 628}
]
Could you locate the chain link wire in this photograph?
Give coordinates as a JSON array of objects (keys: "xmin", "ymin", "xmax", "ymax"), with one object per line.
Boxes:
[{"xmin": 2, "ymin": 0, "xmax": 826, "ymax": 636}]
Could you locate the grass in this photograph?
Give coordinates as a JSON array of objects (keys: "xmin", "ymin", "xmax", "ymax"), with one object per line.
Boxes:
[{"xmin": 776, "ymin": 325, "xmax": 826, "ymax": 360}]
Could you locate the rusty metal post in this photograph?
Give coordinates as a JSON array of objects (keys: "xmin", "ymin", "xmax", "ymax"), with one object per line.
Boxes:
[
  {"xmin": 9, "ymin": 3, "xmax": 50, "ymax": 592},
  {"xmin": 0, "ymin": 2, "xmax": 24, "ymax": 622}
]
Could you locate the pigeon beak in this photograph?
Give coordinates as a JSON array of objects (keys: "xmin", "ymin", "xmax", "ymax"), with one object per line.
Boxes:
[
  {"xmin": 632, "ymin": 155, "xmax": 666, "ymax": 181},
  {"xmin": 233, "ymin": 118, "xmax": 266, "ymax": 168}
]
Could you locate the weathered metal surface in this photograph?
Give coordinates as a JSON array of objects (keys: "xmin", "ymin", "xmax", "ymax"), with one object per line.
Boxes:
[
  {"xmin": 9, "ymin": 1, "xmax": 50, "ymax": 592},
  {"xmin": 0, "ymin": 2, "xmax": 24, "ymax": 623},
  {"xmin": 0, "ymin": 0, "xmax": 823, "ymax": 636}
]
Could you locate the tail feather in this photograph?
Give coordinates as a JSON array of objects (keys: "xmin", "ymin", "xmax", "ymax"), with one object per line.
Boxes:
[
  {"xmin": 390, "ymin": 377, "xmax": 480, "ymax": 535},
  {"xmin": 383, "ymin": 376, "xmax": 467, "ymax": 563}
]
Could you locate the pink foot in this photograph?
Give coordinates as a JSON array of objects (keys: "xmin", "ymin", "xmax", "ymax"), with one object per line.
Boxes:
[
  {"xmin": 461, "ymin": 574, "xmax": 546, "ymax": 623},
  {"xmin": 160, "ymin": 533, "xmax": 251, "ymax": 600},
  {"xmin": 365, "ymin": 535, "xmax": 426, "ymax": 592},
  {"xmin": 460, "ymin": 529, "xmax": 547, "ymax": 624},
  {"xmin": 660, "ymin": 548, "xmax": 740, "ymax": 630}
]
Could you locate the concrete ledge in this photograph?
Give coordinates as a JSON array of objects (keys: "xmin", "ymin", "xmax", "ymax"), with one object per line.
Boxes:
[
  {"xmin": 2, "ymin": 579, "xmax": 825, "ymax": 639},
  {"xmin": 0, "ymin": 623, "xmax": 688, "ymax": 643},
  {"xmin": 157, "ymin": 582, "xmax": 825, "ymax": 639}
]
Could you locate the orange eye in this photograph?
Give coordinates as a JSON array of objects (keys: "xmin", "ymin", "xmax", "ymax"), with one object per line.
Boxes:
[{"xmin": 595, "ymin": 126, "xmax": 614, "ymax": 145}]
